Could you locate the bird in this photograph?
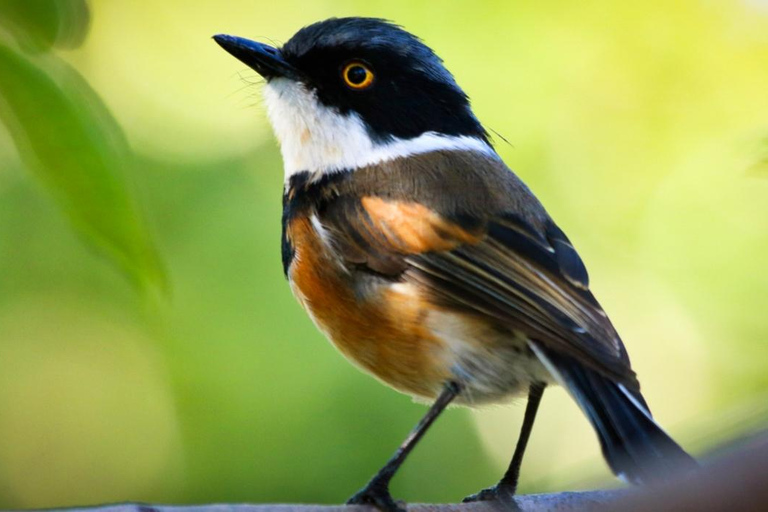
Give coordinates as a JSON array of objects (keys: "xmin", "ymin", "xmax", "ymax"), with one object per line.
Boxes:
[{"xmin": 213, "ymin": 17, "xmax": 697, "ymax": 511}]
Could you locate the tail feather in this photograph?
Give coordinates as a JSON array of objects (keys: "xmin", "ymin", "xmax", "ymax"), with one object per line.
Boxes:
[{"xmin": 530, "ymin": 342, "xmax": 697, "ymax": 484}]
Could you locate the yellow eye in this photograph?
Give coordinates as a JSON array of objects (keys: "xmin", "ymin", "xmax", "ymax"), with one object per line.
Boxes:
[{"xmin": 342, "ymin": 62, "xmax": 375, "ymax": 90}]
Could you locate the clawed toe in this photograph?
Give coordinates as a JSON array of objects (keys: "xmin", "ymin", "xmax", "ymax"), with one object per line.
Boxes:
[
  {"xmin": 462, "ymin": 484, "xmax": 516, "ymax": 504},
  {"xmin": 347, "ymin": 484, "xmax": 406, "ymax": 512}
]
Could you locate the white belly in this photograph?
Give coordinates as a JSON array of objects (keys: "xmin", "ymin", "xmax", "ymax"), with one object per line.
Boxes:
[{"xmin": 426, "ymin": 310, "xmax": 554, "ymax": 406}]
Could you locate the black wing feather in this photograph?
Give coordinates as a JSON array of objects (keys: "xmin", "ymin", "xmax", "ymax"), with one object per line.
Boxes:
[{"xmin": 409, "ymin": 214, "xmax": 635, "ymax": 385}]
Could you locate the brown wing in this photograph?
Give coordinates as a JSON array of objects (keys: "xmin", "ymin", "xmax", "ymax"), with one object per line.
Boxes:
[
  {"xmin": 408, "ymin": 212, "xmax": 636, "ymax": 386},
  {"xmin": 318, "ymin": 190, "xmax": 638, "ymax": 389}
]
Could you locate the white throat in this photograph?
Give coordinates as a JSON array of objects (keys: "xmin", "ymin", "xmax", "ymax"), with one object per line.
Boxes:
[{"xmin": 262, "ymin": 78, "xmax": 495, "ymax": 179}]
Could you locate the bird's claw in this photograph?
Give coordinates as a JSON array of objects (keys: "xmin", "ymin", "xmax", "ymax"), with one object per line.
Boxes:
[
  {"xmin": 462, "ymin": 483, "xmax": 516, "ymax": 504},
  {"xmin": 347, "ymin": 483, "xmax": 406, "ymax": 512}
]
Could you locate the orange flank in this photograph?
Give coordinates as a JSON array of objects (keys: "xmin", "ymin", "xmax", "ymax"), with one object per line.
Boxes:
[{"xmin": 285, "ymin": 204, "xmax": 476, "ymax": 399}]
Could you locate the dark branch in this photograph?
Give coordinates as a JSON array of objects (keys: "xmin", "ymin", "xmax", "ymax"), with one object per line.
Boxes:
[
  {"xmin": 43, "ymin": 490, "xmax": 625, "ymax": 512},
  {"xmin": 29, "ymin": 431, "xmax": 768, "ymax": 512}
]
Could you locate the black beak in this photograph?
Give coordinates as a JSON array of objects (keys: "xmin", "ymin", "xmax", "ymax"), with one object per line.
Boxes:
[{"xmin": 213, "ymin": 34, "xmax": 303, "ymax": 81}]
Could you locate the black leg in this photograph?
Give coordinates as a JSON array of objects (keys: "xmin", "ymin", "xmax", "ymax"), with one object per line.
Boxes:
[
  {"xmin": 347, "ymin": 381, "xmax": 462, "ymax": 512},
  {"xmin": 463, "ymin": 382, "xmax": 546, "ymax": 503}
]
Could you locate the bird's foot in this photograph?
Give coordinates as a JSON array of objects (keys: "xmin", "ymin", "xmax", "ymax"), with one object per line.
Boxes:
[
  {"xmin": 462, "ymin": 483, "xmax": 517, "ymax": 504},
  {"xmin": 347, "ymin": 481, "xmax": 406, "ymax": 512}
]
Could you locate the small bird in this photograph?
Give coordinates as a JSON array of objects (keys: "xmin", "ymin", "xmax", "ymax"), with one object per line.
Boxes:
[{"xmin": 214, "ymin": 17, "xmax": 696, "ymax": 510}]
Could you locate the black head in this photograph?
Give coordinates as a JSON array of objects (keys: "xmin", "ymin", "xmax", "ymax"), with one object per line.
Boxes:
[{"xmin": 214, "ymin": 17, "xmax": 488, "ymax": 144}]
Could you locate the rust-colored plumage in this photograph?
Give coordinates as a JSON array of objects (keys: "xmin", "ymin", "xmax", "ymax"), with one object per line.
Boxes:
[{"xmin": 287, "ymin": 214, "xmax": 450, "ymax": 398}]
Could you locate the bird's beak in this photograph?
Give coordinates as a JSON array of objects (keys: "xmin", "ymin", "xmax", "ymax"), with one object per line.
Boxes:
[{"xmin": 213, "ymin": 34, "xmax": 303, "ymax": 81}]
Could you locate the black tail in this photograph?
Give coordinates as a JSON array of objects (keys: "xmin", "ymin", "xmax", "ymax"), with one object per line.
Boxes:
[{"xmin": 530, "ymin": 343, "xmax": 697, "ymax": 484}]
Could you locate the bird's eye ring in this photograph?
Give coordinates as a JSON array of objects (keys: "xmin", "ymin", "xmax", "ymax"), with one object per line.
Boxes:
[{"xmin": 342, "ymin": 62, "xmax": 375, "ymax": 90}]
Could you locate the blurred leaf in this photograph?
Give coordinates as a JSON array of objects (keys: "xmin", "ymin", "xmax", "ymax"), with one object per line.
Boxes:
[
  {"xmin": 748, "ymin": 158, "xmax": 768, "ymax": 177},
  {"xmin": 0, "ymin": 42, "xmax": 166, "ymax": 293},
  {"xmin": 0, "ymin": 0, "xmax": 90, "ymax": 52},
  {"xmin": 747, "ymin": 140, "xmax": 768, "ymax": 177}
]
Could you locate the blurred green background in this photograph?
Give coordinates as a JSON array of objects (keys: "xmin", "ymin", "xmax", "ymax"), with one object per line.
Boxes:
[{"xmin": 1, "ymin": 0, "xmax": 767, "ymax": 509}]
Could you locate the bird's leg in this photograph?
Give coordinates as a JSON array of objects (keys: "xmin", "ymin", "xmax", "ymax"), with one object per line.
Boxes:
[
  {"xmin": 347, "ymin": 381, "xmax": 462, "ymax": 512},
  {"xmin": 463, "ymin": 382, "xmax": 546, "ymax": 503}
]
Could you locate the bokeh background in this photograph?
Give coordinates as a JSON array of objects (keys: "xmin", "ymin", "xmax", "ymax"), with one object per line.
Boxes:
[{"xmin": 1, "ymin": 0, "xmax": 767, "ymax": 508}]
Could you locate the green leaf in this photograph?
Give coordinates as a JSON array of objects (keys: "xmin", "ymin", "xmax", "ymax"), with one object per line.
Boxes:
[
  {"xmin": 747, "ymin": 139, "xmax": 768, "ymax": 177},
  {"xmin": 0, "ymin": 0, "xmax": 91, "ymax": 52},
  {"xmin": 0, "ymin": 42, "xmax": 166, "ymax": 293}
]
